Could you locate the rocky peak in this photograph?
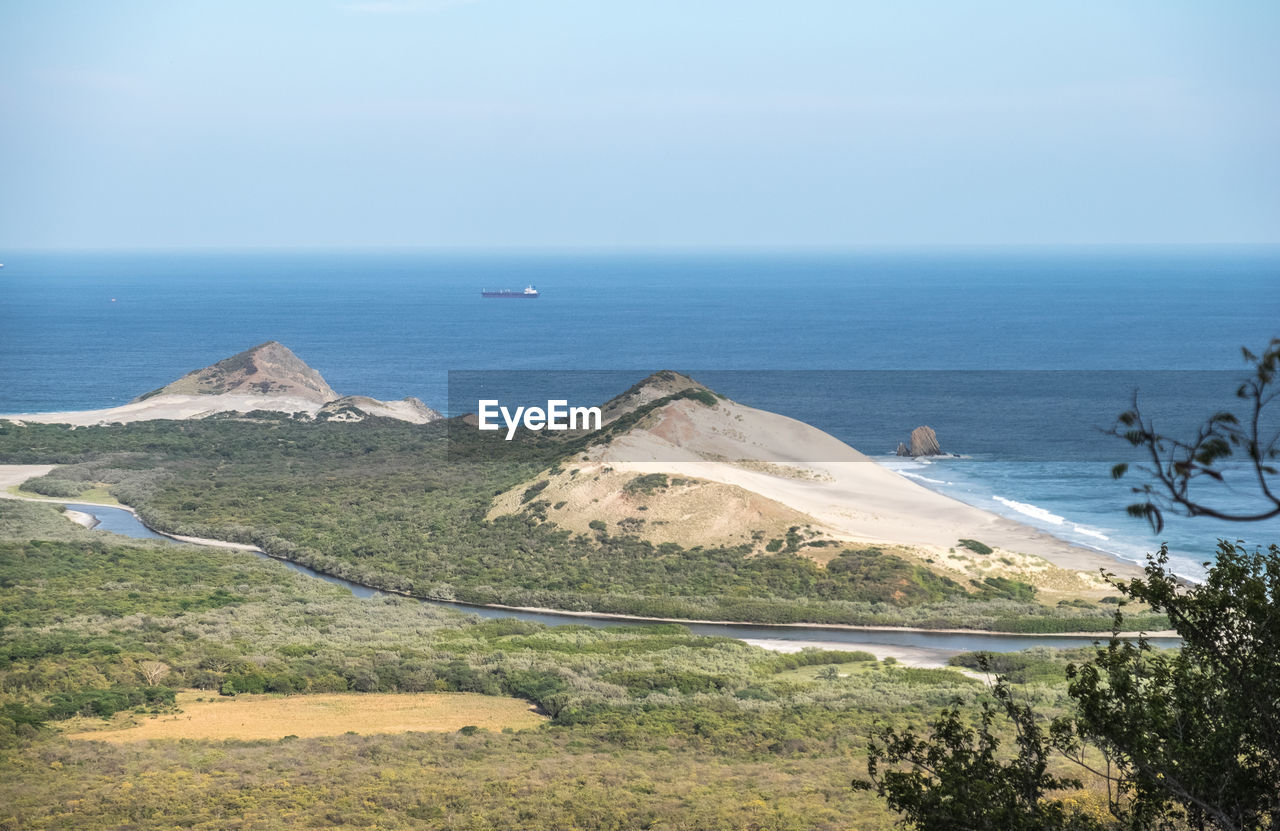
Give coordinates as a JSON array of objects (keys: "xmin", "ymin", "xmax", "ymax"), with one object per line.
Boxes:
[{"xmin": 134, "ymin": 341, "xmax": 339, "ymax": 404}]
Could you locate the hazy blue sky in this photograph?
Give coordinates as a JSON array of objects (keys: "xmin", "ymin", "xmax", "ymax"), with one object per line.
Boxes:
[{"xmin": 1, "ymin": 1, "xmax": 1277, "ymax": 249}]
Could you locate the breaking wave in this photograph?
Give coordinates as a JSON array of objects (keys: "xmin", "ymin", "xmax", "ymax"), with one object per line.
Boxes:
[{"xmin": 992, "ymin": 495, "xmax": 1065, "ymax": 525}]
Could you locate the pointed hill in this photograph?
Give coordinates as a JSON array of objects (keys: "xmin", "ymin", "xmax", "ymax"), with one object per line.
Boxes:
[{"xmin": 135, "ymin": 341, "xmax": 338, "ymax": 403}]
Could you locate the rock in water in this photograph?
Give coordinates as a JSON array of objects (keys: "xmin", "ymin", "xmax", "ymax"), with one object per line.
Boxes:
[{"xmin": 897, "ymin": 426, "xmax": 942, "ymax": 457}]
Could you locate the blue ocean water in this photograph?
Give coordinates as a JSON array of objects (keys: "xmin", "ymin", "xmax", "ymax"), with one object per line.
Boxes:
[{"xmin": 2, "ymin": 248, "xmax": 1278, "ymax": 575}]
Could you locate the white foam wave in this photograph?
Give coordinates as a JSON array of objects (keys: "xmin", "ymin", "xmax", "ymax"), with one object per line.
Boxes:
[
  {"xmin": 991, "ymin": 495, "xmax": 1065, "ymax": 525},
  {"xmin": 1072, "ymin": 525, "xmax": 1110, "ymax": 541},
  {"xmin": 899, "ymin": 471, "xmax": 953, "ymax": 485}
]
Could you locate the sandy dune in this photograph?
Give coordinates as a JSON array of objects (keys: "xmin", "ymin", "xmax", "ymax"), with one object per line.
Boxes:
[
  {"xmin": 588, "ymin": 395, "xmax": 1139, "ymax": 579},
  {"xmin": 0, "ymin": 392, "xmax": 440, "ymax": 426}
]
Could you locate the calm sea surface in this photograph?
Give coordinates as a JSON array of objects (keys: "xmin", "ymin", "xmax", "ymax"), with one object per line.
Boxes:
[{"xmin": 3, "ymin": 248, "xmax": 1278, "ymax": 574}]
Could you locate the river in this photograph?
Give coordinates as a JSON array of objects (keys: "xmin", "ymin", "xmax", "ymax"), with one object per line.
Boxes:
[{"xmin": 63, "ymin": 502, "xmax": 1182, "ymax": 664}]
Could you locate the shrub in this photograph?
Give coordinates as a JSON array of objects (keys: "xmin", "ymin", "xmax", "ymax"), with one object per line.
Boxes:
[
  {"xmin": 623, "ymin": 474, "xmax": 669, "ymax": 495},
  {"xmin": 974, "ymin": 576, "xmax": 1037, "ymax": 602},
  {"xmin": 22, "ymin": 478, "xmax": 85, "ymax": 498},
  {"xmin": 520, "ymin": 480, "xmax": 549, "ymax": 503}
]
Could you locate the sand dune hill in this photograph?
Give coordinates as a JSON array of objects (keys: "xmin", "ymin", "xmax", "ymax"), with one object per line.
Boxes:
[
  {"xmin": 491, "ymin": 374, "xmax": 1135, "ymax": 592},
  {"xmin": 0, "ymin": 342, "xmax": 441, "ymax": 426},
  {"xmin": 490, "ymin": 465, "xmax": 824, "ymax": 550}
]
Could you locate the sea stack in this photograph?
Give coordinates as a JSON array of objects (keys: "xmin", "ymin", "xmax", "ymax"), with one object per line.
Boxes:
[{"xmin": 896, "ymin": 425, "xmax": 942, "ymax": 457}]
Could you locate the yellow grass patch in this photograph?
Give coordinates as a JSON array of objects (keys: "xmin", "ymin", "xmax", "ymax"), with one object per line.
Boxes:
[
  {"xmin": 489, "ymin": 463, "xmax": 830, "ymax": 552},
  {"xmin": 67, "ymin": 691, "xmax": 546, "ymax": 743}
]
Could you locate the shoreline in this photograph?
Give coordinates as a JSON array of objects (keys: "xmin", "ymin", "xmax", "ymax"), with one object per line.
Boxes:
[
  {"xmin": 466, "ymin": 600, "xmax": 1175, "ymax": 639},
  {"xmin": 739, "ymin": 638, "xmax": 963, "ymax": 668},
  {"xmin": 63, "ymin": 508, "xmax": 99, "ymax": 529}
]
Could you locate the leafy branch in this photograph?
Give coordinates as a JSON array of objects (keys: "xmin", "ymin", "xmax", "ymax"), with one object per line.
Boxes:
[{"xmin": 1109, "ymin": 338, "xmax": 1280, "ymax": 533}]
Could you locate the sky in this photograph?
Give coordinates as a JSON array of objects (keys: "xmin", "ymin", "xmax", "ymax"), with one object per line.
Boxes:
[{"xmin": 1, "ymin": 1, "xmax": 1277, "ymax": 249}]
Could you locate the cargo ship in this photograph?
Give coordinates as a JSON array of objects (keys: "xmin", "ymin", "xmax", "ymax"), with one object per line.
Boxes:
[{"xmin": 481, "ymin": 285, "xmax": 539, "ymax": 298}]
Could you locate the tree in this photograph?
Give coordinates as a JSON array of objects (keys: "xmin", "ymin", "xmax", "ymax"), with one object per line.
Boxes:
[
  {"xmin": 138, "ymin": 660, "xmax": 171, "ymax": 686},
  {"xmin": 1110, "ymin": 338, "xmax": 1280, "ymax": 533},
  {"xmin": 1063, "ymin": 542, "xmax": 1280, "ymax": 830},
  {"xmin": 862, "ymin": 544, "xmax": 1280, "ymax": 830},
  {"xmin": 857, "ymin": 678, "xmax": 1105, "ymax": 830},
  {"xmin": 860, "ymin": 340, "xmax": 1280, "ymax": 829}
]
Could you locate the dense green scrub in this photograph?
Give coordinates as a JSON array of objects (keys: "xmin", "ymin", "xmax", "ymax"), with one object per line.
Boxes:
[
  {"xmin": 0, "ymin": 499, "xmax": 1027, "ymax": 830},
  {"xmin": 0, "ymin": 415, "xmax": 1162, "ymax": 631}
]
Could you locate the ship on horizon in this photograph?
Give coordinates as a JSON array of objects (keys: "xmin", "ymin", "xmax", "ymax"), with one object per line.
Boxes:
[{"xmin": 481, "ymin": 285, "xmax": 539, "ymax": 298}]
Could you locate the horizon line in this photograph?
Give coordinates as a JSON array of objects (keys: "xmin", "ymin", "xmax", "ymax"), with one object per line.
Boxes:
[{"xmin": 4, "ymin": 241, "xmax": 1280, "ymax": 256}]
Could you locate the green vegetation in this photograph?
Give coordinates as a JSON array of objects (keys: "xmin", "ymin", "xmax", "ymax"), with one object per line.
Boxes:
[
  {"xmin": 974, "ymin": 575, "xmax": 1039, "ymax": 603},
  {"xmin": 0, "ymin": 416, "xmax": 1152, "ymax": 632},
  {"xmin": 826, "ymin": 548, "xmax": 963, "ymax": 604},
  {"xmin": 949, "ymin": 647, "xmax": 1097, "ymax": 685},
  {"xmin": 1, "ymin": 499, "xmax": 1005, "ymax": 829},
  {"xmin": 864, "ymin": 542, "xmax": 1280, "ymax": 830},
  {"xmin": 958, "ymin": 538, "xmax": 994, "ymax": 556},
  {"xmin": 14, "ymin": 477, "xmax": 84, "ymax": 498},
  {"xmin": 623, "ymin": 473, "xmax": 669, "ymax": 495}
]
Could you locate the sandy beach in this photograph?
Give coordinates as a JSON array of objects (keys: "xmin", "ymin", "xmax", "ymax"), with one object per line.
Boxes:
[
  {"xmin": 740, "ymin": 638, "xmax": 958, "ymax": 668},
  {"xmin": 0, "ymin": 464, "xmax": 57, "ymax": 493},
  {"xmin": 62, "ymin": 508, "xmax": 99, "ymax": 528},
  {"xmin": 589, "ymin": 395, "xmax": 1143, "ymax": 580},
  {"xmin": 0, "ymin": 393, "xmax": 329, "ymax": 426}
]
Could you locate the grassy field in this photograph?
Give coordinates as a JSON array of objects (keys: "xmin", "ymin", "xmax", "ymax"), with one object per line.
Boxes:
[
  {"xmin": 66, "ymin": 691, "xmax": 546, "ymax": 743},
  {"xmin": 58, "ymin": 484, "xmax": 122, "ymax": 505},
  {"xmin": 0, "ymin": 498, "xmax": 1051, "ymax": 829}
]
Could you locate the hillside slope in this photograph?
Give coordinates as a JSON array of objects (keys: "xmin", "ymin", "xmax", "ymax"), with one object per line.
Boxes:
[{"xmin": 491, "ymin": 372, "xmax": 1131, "ymax": 596}]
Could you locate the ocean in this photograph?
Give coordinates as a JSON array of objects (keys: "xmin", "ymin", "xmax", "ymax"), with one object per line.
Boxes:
[{"xmin": 2, "ymin": 247, "xmax": 1278, "ymax": 576}]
